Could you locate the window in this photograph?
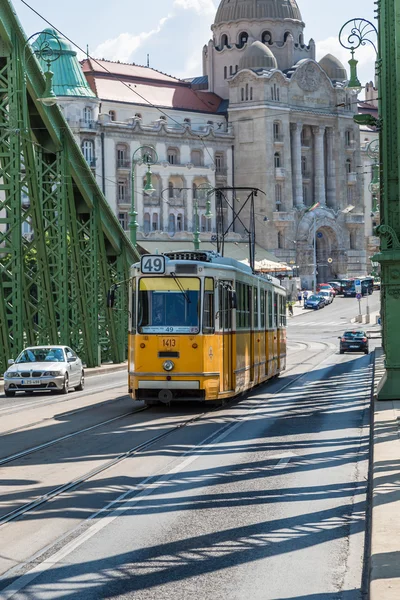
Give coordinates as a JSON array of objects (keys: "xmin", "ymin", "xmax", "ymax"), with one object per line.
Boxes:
[
  {"xmin": 130, "ymin": 278, "xmax": 136, "ymax": 333},
  {"xmin": 81, "ymin": 140, "xmax": 95, "ymax": 166},
  {"xmin": 191, "ymin": 149, "xmax": 203, "ymax": 166},
  {"xmin": 271, "ymin": 84, "xmax": 280, "ymax": 101},
  {"xmin": 203, "ymin": 277, "xmax": 215, "ymax": 334},
  {"xmin": 278, "ymin": 231, "xmax": 284, "ymax": 249},
  {"xmin": 345, "ymin": 130, "xmax": 352, "ymax": 147},
  {"xmin": 245, "ymin": 83, "xmax": 249, "ymax": 101},
  {"xmin": 273, "ymin": 121, "xmax": 281, "ymax": 141},
  {"xmin": 250, "ymin": 87, "xmax": 253, "ymax": 100},
  {"xmin": 346, "ymin": 158, "xmax": 352, "ymax": 174},
  {"xmin": 273, "ymin": 293, "xmax": 278, "ymax": 327},
  {"xmin": 235, "ymin": 64, "xmax": 238, "ymax": 73},
  {"xmin": 143, "ymin": 213, "xmax": 151, "ymax": 234},
  {"xmin": 192, "ymin": 183, "xmax": 198, "ymax": 199},
  {"xmin": 116, "ymin": 144, "xmax": 128, "ymax": 168},
  {"xmin": 177, "ymin": 214, "xmax": 183, "ymax": 231},
  {"xmin": 221, "ymin": 34, "xmax": 228, "ymax": 48},
  {"xmin": 109, "ymin": 110, "xmax": 116, "ymax": 121},
  {"xmin": 215, "ymin": 153, "xmax": 225, "ymax": 173},
  {"xmin": 268, "ymin": 291, "xmax": 273, "ymax": 328},
  {"xmin": 284, "ymin": 31, "xmax": 291, "ymax": 42},
  {"xmin": 350, "ymin": 231, "xmax": 357, "ymax": 250},
  {"xmin": 301, "ymin": 155, "xmax": 307, "ymax": 175},
  {"xmin": 168, "ymin": 182, "xmax": 174, "ymax": 199},
  {"xmin": 168, "ymin": 213, "xmax": 175, "ymax": 234},
  {"xmin": 238, "ymin": 32, "xmax": 248, "ymax": 48},
  {"xmin": 274, "ymin": 152, "xmax": 281, "ymax": 168},
  {"xmin": 301, "ymin": 128, "xmax": 307, "ymax": 146},
  {"xmin": 224, "ymin": 66, "xmax": 227, "ymax": 79},
  {"xmin": 167, "ymin": 148, "xmax": 179, "ymax": 164},
  {"xmin": 118, "ymin": 212, "xmax": 128, "ymax": 230},
  {"xmin": 303, "ymin": 185, "xmax": 308, "ymax": 203},
  {"xmin": 347, "ymin": 186, "xmax": 354, "ymax": 203},
  {"xmin": 260, "ymin": 289, "xmax": 266, "ymax": 329},
  {"xmin": 299, "ymin": 33, "xmax": 304, "ymax": 45},
  {"xmin": 237, "ymin": 282, "xmax": 251, "ymax": 329},
  {"xmin": 83, "ymin": 107, "xmax": 92, "ymax": 123},
  {"xmin": 275, "ymin": 184, "xmax": 282, "ymax": 209},
  {"xmin": 152, "ymin": 213, "xmax": 159, "ymax": 231},
  {"xmin": 262, "ymin": 31, "xmax": 272, "ymax": 44},
  {"xmin": 118, "ymin": 180, "xmax": 128, "ymax": 203},
  {"xmin": 241, "ymin": 88, "xmax": 244, "ymax": 101},
  {"xmin": 230, "ymin": 65, "xmax": 233, "ymax": 76},
  {"xmin": 135, "ymin": 113, "xmax": 142, "ymax": 119}
]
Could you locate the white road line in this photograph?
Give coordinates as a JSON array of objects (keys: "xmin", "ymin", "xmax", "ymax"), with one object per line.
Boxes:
[{"xmin": 274, "ymin": 456, "xmax": 292, "ymax": 469}]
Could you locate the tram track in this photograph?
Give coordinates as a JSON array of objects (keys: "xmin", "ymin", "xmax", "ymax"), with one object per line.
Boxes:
[{"xmin": 0, "ymin": 340, "xmax": 337, "ymax": 529}]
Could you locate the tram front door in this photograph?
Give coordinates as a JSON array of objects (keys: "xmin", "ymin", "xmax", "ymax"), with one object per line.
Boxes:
[{"xmin": 219, "ymin": 281, "xmax": 234, "ymax": 392}]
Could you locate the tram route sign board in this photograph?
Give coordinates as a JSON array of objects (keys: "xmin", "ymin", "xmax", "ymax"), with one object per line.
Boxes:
[{"xmin": 141, "ymin": 255, "xmax": 166, "ymax": 274}]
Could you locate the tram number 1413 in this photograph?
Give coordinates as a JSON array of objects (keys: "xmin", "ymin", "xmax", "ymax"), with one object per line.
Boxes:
[{"xmin": 140, "ymin": 255, "xmax": 166, "ymax": 274}]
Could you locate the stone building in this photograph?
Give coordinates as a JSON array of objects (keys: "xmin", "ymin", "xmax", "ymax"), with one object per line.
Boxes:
[{"xmin": 34, "ymin": 0, "xmax": 367, "ymax": 283}]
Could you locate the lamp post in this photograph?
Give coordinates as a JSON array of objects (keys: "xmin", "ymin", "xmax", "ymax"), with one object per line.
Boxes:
[
  {"xmin": 366, "ymin": 139, "xmax": 380, "ymax": 214},
  {"xmin": 338, "ymin": 18, "xmax": 378, "ymax": 94},
  {"xmin": 161, "ymin": 184, "xmax": 213, "ymax": 250},
  {"xmin": 29, "ymin": 30, "xmax": 63, "ymax": 106},
  {"xmin": 130, "ymin": 146, "xmax": 157, "ymax": 247}
]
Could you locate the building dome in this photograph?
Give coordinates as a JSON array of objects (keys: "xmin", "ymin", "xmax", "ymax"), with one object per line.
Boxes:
[
  {"xmin": 239, "ymin": 41, "xmax": 278, "ymax": 70},
  {"xmin": 214, "ymin": 0, "xmax": 302, "ymax": 25},
  {"xmin": 318, "ymin": 54, "xmax": 347, "ymax": 81}
]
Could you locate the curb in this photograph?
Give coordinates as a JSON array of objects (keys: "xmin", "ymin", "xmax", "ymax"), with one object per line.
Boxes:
[
  {"xmin": 0, "ymin": 362, "xmax": 127, "ymax": 395},
  {"xmin": 369, "ymin": 347, "xmax": 400, "ymax": 599}
]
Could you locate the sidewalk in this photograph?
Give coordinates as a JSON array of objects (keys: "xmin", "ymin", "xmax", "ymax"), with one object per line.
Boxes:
[
  {"xmin": 370, "ymin": 348, "xmax": 400, "ymax": 599},
  {"xmin": 0, "ymin": 362, "xmax": 127, "ymax": 394}
]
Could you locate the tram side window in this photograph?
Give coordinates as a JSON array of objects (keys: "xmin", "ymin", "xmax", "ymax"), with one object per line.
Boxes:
[
  {"xmin": 260, "ymin": 289, "xmax": 266, "ymax": 329},
  {"xmin": 274, "ymin": 293, "xmax": 278, "ymax": 327},
  {"xmin": 237, "ymin": 282, "xmax": 250, "ymax": 329},
  {"xmin": 203, "ymin": 277, "xmax": 215, "ymax": 334},
  {"xmin": 281, "ymin": 296, "xmax": 287, "ymax": 326},
  {"xmin": 237, "ymin": 282, "xmax": 243, "ymax": 328},
  {"xmin": 131, "ymin": 279, "xmax": 136, "ymax": 333},
  {"xmin": 268, "ymin": 290, "xmax": 273, "ymax": 328},
  {"xmin": 253, "ymin": 287, "xmax": 258, "ymax": 329}
]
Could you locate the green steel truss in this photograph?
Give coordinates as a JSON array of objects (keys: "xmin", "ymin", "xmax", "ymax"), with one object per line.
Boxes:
[{"xmin": 0, "ymin": 1, "xmax": 139, "ymax": 372}]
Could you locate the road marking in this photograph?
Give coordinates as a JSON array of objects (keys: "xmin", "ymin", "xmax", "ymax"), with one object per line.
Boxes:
[{"xmin": 274, "ymin": 456, "xmax": 293, "ymax": 469}]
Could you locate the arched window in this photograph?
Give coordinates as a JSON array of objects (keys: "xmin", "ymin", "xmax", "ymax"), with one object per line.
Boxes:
[
  {"xmin": 275, "ymin": 183, "xmax": 282, "ymax": 208},
  {"xmin": 283, "ymin": 31, "xmax": 291, "ymax": 42},
  {"xmin": 167, "ymin": 147, "xmax": 179, "ymax": 165},
  {"xmin": 191, "ymin": 149, "xmax": 203, "ymax": 166},
  {"xmin": 271, "ymin": 84, "xmax": 280, "ymax": 101},
  {"xmin": 273, "ymin": 121, "xmax": 281, "ymax": 141},
  {"xmin": 83, "ymin": 107, "xmax": 92, "ymax": 123},
  {"xmin": 345, "ymin": 130, "xmax": 352, "ymax": 147},
  {"xmin": 346, "ymin": 158, "xmax": 352, "ymax": 174},
  {"xmin": 168, "ymin": 214, "xmax": 176, "ymax": 235},
  {"xmin": 81, "ymin": 140, "xmax": 95, "ymax": 166},
  {"xmin": 274, "ymin": 152, "xmax": 281, "ymax": 168},
  {"xmin": 192, "ymin": 183, "xmax": 198, "ymax": 199},
  {"xmin": 299, "ymin": 33, "xmax": 304, "ymax": 45},
  {"xmin": 177, "ymin": 214, "xmax": 183, "ymax": 231},
  {"xmin": 143, "ymin": 213, "xmax": 151, "ymax": 234},
  {"xmin": 301, "ymin": 156, "xmax": 307, "ymax": 175},
  {"xmin": 278, "ymin": 230, "xmax": 284, "ymax": 248},
  {"xmin": 109, "ymin": 110, "xmax": 116, "ymax": 121},
  {"xmin": 238, "ymin": 32, "xmax": 248, "ymax": 48},
  {"xmin": 250, "ymin": 87, "xmax": 253, "ymax": 100},
  {"xmin": 221, "ymin": 34, "xmax": 228, "ymax": 48},
  {"xmin": 350, "ymin": 231, "xmax": 357, "ymax": 250},
  {"xmin": 229, "ymin": 65, "xmax": 233, "ymax": 76},
  {"xmin": 168, "ymin": 182, "xmax": 174, "ymax": 199},
  {"xmin": 245, "ymin": 83, "xmax": 249, "ymax": 101},
  {"xmin": 224, "ymin": 66, "xmax": 227, "ymax": 79},
  {"xmin": 235, "ymin": 64, "xmax": 238, "ymax": 73},
  {"xmin": 261, "ymin": 31, "xmax": 272, "ymax": 44},
  {"xmin": 152, "ymin": 213, "xmax": 159, "ymax": 231},
  {"xmin": 241, "ymin": 88, "xmax": 244, "ymax": 101}
]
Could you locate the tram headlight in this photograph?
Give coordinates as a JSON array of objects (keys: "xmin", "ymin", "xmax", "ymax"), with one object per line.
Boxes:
[{"xmin": 163, "ymin": 360, "xmax": 175, "ymax": 372}]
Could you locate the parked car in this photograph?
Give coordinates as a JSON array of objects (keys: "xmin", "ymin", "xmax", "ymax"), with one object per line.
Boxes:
[
  {"xmin": 318, "ymin": 290, "xmax": 334, "ymax": 305},
  {"xmin": 327, "ymin": 281, "xmax": 341, "ymax": 294},
  {"xmin": 339, "ymin": 330, "xmax": 369, "ymax": 354},
  {"xmin": 337, "ymin": 279, "xmax": 352, "ymax": 294},
  {"xmin": 3, "ymin": 346, "xmax": 84, "ymax": 397},
  {"xmin": 361, "ymin": 277, "xmax": 374, "ymax": 295},
  {"xmin": 304, "ymin": 295, "xmax": 325, "ymax": 310},
  {"xmin": 317, "ymin": 283, "xmax": 337, "ymax": 296}
]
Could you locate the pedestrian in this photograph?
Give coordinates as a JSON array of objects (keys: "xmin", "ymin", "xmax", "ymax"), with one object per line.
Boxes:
[
  {"xmin": 288, "ymin": 302, "xmax": 294, "ymax": 317},
  {"xmin": 297, "ymin": 291, "xmax": 302, "ymax": 305},
  {"xmin": 303, "ymin": 290, "xmax": 308, "ymax": 306}
]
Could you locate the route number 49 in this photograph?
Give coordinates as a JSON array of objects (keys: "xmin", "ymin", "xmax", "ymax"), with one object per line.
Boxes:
[{"xmin": 141, "ymin": 255, "xmax": 165, "ymax": 274}]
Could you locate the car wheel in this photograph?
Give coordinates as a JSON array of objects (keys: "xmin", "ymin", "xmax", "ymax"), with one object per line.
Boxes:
[
  {"xmin": 4, "ymin": 390, "xmax": 15, "ymax": 397},
  {"xmin": 61, "ymin": 374, "xmax": 69, "ymax": 395},
  {"xmin": 75, "ymin": 371, "xmax": 85, "ymax": 391}
]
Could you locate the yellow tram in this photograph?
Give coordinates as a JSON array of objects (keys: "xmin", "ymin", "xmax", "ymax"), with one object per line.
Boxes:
[{"xmin": 128, "ymin": 250, "xmax": 287, "ymax": 404}]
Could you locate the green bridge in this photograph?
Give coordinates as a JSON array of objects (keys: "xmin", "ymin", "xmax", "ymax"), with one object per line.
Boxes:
[{"xmin": 0, "ymin": 0, "xmax": 139, "ymax": 372}]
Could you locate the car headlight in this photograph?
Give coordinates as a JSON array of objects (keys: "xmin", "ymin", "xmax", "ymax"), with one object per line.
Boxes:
[
  {"xmin": 43, "ymin": 371, "xmax": 62, "ymax": 377},
  {"xmin": 5, "ymin": 371, "xmax": 19, "ymax": 378},
  {"xmin": 163, "ymin": 360, "xmax": 175, "ymax": 372}
]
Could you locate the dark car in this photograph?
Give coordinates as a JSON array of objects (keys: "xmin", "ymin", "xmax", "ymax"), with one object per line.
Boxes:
[
  {"xmin": 361, "ymin": 277, "xmax": 374, "ymax": 295},
  {"xmin": 339, "ymin": 330, "xmax": 369, "ymax": 354},
  {"xmin": 304, "ymin": 295, "xmax": 325, "ymax": 310},
  {"xmin": 343, "ymin": 281, "xmax": 368, "ymax": 297},
  {"xmin": 327, "ymin": 281, "xmax": 341, "ymax": 294}
]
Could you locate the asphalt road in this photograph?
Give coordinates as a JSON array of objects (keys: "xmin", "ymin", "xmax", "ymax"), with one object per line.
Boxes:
[{"xmin": 0, "ymin": 294, "xmax": 380, "ymax": 599}]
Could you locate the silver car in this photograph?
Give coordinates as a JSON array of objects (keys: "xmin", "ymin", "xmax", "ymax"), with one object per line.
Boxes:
[{"xmin": 3, "ymin": 346, "xmax": 84, "ymax": 397}]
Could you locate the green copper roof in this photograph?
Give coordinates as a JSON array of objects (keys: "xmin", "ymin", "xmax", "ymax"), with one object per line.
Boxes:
[{"xmin": 32, "ymin": 29, "xmax": 96, "ymax": 98}]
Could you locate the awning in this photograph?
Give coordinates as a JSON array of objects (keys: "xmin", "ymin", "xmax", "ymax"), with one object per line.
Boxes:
[
  {"xmin": 137, "ymin": 239, "xmax": 282, "ymax": 265},
  {"xmin": 240, "ymin": 258, "xmax": 292, "ymax": 272}
]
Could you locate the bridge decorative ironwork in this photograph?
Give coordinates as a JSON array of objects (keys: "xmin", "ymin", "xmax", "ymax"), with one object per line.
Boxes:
[{"xmin": 0, "ymin": 0, "xmax": 139, "ymax": 371}]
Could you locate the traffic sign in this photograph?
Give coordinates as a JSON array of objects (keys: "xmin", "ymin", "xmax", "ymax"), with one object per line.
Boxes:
[
  {"xmin": 317, "ymin": 232, "xmax": 323, "ymax": 238},
  {"xmin": 356, "ymin": 293, "xmax": 362, "ymax": 300},
  {"xmin": 355, "ymin": 279, "xmax": 362, "ymax": 294}
]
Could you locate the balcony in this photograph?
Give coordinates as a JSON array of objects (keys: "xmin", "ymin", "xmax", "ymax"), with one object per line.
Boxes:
[
  {"xmin": 275, "ymin": 167, "xmax": 286, "ymax": 179},
  {"xmin": 116, "ymin": 159, "xmax": 131, "ymax": 170},
  {"xmin": 79, "ymin": 119, "xmax": 97, "ymax": 131},
  {"xmin": 143, "ymin": 195, "xmax": 161, "ymax": 206},
  {"xmin": 273, "ymin": 135, "xmax": 284, "ymax": 143},
  {"xmin": 347, "ymin": 172, "xmax": 358, "ymax": 184},
  {"xmin": 86, "ymin": 157, "xmax": 97, "ymax": 169},
  {"xmin": 215, "ymin": 166, "xmax": 228, "ymax": 177}
]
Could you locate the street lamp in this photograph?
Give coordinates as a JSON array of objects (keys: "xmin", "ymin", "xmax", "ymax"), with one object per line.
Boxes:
[
  {"xmin": 130, "ymin": 146, "xmax": 157, "ymax": 247},
  {"xmin": 29, "ymin": 30, "xmax": 62, "ymax": 106},
  {"xmin": 161, "ymin": 184, "xmax": 213, "ymax": 250},
  {"xmin": 338, "ymin": 18, "xmax": 378, "ymax": 94}
]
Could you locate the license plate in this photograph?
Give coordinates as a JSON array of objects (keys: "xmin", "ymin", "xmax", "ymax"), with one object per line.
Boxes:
[
  {"xmin": 21, "ymin": 379, "xmax": 41, "ymax": 385},
  {"xmin": 159, "ymin": 338, "xmax": 179, "ymax": 350},
  {"xmin": 349, "ymin": 345, "xmax": 359, "ymax": 349}
]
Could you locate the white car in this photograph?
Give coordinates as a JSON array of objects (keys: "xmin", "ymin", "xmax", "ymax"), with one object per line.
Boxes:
[
  {"xmin": 317, "ymin": 290, "xmax": 334, "ymax": 305},
  {"xmin": 3, "ymin": 346, "xmax": 84, "ymax": 397}
]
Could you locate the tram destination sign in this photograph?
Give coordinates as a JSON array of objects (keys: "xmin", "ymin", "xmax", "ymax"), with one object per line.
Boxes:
[{"xmin": 141, "ymin": 255, "xmax": 166, "ymax": 274}]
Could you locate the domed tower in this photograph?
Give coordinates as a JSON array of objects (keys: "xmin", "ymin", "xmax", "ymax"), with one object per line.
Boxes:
[{"xmin": 204, "ymin": 0, "xmax": 314, "ymax": 98}]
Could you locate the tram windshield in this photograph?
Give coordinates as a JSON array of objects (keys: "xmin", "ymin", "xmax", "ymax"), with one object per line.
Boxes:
[{"xmin": 138, "ymin": 277, "xmax": 200, "ymax": 333}]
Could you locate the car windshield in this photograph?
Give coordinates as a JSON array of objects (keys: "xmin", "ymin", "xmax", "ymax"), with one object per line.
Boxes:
[
  {"xmin": 308, "ymin": 296, "xmax": 319, "ymax": 301},
  {"xmin": 16, "ymin": 348, "xmax": 65, "ymax": 363},
  {"xmin": 343, "ymin": 332, "xmax": 366, "ymax": 339},
  {"xmin": 319, "ymin": 291, "xmax": 329, "ymax": 296}
]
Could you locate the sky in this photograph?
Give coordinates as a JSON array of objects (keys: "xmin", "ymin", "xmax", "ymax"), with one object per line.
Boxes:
[{"xmin": 13, "ymin": 0, "xmax": 377, "ymax": 85}]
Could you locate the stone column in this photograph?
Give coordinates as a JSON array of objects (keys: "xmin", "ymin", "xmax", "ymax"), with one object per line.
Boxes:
[
  {"xmin": 326, "ymin": 128, "xmax": 336, "ymax": 209},
  {"xmin": 313, "ymin": 126, "xmax": 326, "ymax": 205},
  {"xmin": 290, "ymin": 123, "xmax": 303, "ymax": 208}
]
